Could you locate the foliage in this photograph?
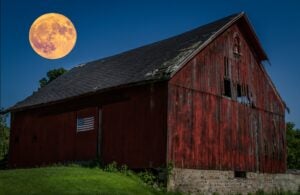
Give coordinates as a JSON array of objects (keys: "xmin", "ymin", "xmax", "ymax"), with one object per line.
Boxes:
[
  {"xmin": 286, "ymin": 122, "xmax": 300, "ymax": 169},
  {"xmin": 0, "ymin": 110, "xmax": 9, "ymax": 163},
  {"xmin": 138, "ymin": 163, "xmax": 174, "ymax": 191},
  {"xmin": 120, "ymin": 164, "xmax": 129, "ymax": 175},
  {"xmin": 165, "ymin": 162, "xmax": 174, "ymax": 179},
  {"xmin": 104, "ymin": 161, "xmax": 118, "ymax": 172},
  {"xmin": 103, "ymin": 162, "xmax": 174, "ymax": 191},
  {"xmin": 0, "ymin": 166, "xmax": 173, "ymax": 195},
  {"xmin": 253, "ymin": 188, "xmax": 298, "ymax": 195},
  {"xmin": 103, "ymin": 162, "xmax": 130, "ymax": 176},
  {"xmin": 100, "ymin": 162, "xmax": 178, "ymax": 193},
  {"xmin": 39, "ymin": 68, "xmax": 68, "ymax": 88},
  {"xmin": 156, "ymin": 162, "xmax": 174, "ymax": 185},
  {"xmin": 138, "ymin": 170, "xmax": 157, "ymax": 186}
]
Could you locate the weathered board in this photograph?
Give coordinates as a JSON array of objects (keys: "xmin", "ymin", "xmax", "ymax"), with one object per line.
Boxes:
[
  {"xmin": 101, "ymin": 83, "xmax": 167, "ymax": 168},
  {"xmin": 9, "ymin": 83, "xmax": 168, "ymax": 168},
  {"xmin": 9, "ymin": 107, "xmax": 98, "ymax": 167},
  {"xmin": 167, "ymin": 23, "xmax": 286, "ymax": 173}
]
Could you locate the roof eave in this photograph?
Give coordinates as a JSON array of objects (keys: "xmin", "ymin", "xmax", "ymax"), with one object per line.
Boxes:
[
  {"xmin": 3, "ymin": 78, "xmax": 167, "ymax": 113},
  {"xmin": 238, "ymin": 13, "xmax": 268, "ymax": 61}
]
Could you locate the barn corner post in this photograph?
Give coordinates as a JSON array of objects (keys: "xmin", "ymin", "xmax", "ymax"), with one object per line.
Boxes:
[
  {"xmin": 283, "ymin": 114, "xmax": 287, "ymax": 172},
  {"xmin": 166, "ymin": 83, "xmax": 175, "ymax": 191},
  {"xmin": 96, "ymin": 106, "xmax": 102, "ymax": 163}
]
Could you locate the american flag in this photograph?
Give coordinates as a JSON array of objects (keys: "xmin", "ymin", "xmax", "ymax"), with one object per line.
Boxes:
[{"xmin": 77, "ymin": 116, "xmax": 94, "ymax": 132}]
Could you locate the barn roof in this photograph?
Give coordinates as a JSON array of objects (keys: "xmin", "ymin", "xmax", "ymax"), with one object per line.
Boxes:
[{"xmin": 8, "ymin": 12, "xmax": 271, "ymax": 112}]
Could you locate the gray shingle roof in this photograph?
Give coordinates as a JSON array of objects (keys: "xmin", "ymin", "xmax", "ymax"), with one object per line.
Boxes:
[{"xmin": 10, "ymin": 13, "xmax": 244, "ymax": 111}]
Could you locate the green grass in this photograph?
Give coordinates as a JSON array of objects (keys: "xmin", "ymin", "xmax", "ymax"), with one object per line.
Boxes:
[{"xmin": 0, "ymin": 165, "xmax": 175, "ymax": 195}]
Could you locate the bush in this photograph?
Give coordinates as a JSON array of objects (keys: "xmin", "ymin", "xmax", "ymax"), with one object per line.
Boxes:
[
  {"xmin": 286, "ymin": 122, "xmax": 300, "ymax": 169},
  {"xmin": 0, "ymin": 112, "xmax": 9, "ymax": 162},
  {"xmin": 103, "ymin": 162, "xmax": 131, "ymax": 176},
  {"xmin": 156, "ymin": 162, "xmax": 174, "ymax": 185},
  {"xmin": 104, "ymin": 161, "xmax": 118, "ymax": 172},
  {"xmin": 120, "ymin": 164, "xmax": 129, "ymax": 175},
  {"xmin": 138, "ymin": 170, "xmax": 157, "ymax": 186},
  {"xmin": 254, "ymin": 188, "xmax": 298, "ymax": 195}
]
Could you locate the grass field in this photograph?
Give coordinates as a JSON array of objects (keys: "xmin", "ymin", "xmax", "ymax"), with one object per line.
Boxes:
[{"xmin": 0, "ymin": 165, "xmax": 173, "ymax": 195}]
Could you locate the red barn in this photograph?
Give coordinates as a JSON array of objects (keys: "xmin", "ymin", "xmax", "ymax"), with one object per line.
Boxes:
[{"xmin": 7, "ymin": 13, "xmax": 286, "ymax": 174}]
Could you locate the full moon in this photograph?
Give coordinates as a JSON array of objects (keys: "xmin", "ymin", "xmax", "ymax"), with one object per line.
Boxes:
[{"xmin": 29, "ymin": 13, "xmax": 77, "ymax": 59}]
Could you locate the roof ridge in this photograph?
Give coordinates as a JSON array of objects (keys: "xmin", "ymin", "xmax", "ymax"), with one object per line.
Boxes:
[{"xmin": 82, "ymin": 12, "xmax": 243, "ymax": 65}]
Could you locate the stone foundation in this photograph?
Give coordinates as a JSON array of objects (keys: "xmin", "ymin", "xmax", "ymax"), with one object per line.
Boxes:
[{"xmin": 168, "ymin": 168, "xmax": 300, "ymax": 194}]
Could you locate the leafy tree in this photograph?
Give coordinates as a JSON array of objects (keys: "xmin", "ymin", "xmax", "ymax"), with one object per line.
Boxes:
[
  {"xmin": 286, "ymin": 122, "xmax": 300, "ymax": 169},
  {"xmin": 0, "ymin": 110, "xmax": 9, "ymax": 161},
  {"xmin": 39, "ymin": 68, "xmax": 68, "ymax": 88}
]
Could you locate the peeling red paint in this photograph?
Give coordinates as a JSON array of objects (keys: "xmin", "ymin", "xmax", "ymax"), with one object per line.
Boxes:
[
  {"xmin": 8, "ymin": 83, "xmax": 167, "ymax": 169},
  {"xmin": 101, "ymin": 83, "xmax": 167, "ymax": 168},
  {"xmin": 167, "ymin": 24, "xmax": 286, "ymax": 173}
]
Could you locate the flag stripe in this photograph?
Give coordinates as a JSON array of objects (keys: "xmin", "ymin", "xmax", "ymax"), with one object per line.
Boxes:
[{"xmin": 77, "ymin": 116, "xmax": 95, "ymax": 132}]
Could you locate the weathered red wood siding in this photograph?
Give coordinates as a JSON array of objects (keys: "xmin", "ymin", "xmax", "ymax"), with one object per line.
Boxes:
[
  {"xmin": 9, "ymin": 107, "xmax": 98, "ymax": 167},
  {"xmin": 101, "ymin": 83, "xmax": 168, "ymax": 168},
  {"xmin": 8, "ymin": 82, "xmax": 167, "ymax": 168},
  {"xmin": 167, "ymin": 23, "xmax": 286, "ymax": 173}
]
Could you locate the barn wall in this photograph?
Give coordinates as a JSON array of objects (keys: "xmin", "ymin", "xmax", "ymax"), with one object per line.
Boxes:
[
  {"xmin": 167, "ymin": 24, "xmax": 286, "ymax": 173},
  {"xmin": 9, "ymin": 107, "xmax": 98, "ymax": 167},
  {"xmin": 9, "ymin": 82, "xmax": 167, "ymax": 168},
  {"xmin": 101, "ymin": 82, "xmax": 168, "ymax": 168}
]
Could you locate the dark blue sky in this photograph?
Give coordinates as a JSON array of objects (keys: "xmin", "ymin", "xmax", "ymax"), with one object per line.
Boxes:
[{"xmin": 1, "ymin": 0, "xmax": 299, "ymax": 128}]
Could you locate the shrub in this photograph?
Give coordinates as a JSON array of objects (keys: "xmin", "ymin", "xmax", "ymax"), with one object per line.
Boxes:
[
  {"xmin": 120, "ymin": 164, "xmax": 129, "ymax": 175},
  {"xmin": 104, "ymin": 161, "xmax": 118, "ymax": 172},
  {"xmin": 0, "ymin": 112, "xmax": 9, "ymax": 169},
  {"xmin": 138, "ymin": 170, "xmax": 157, "ymax": 186},
  {"xmin": 286, "ymin": 122, "xmax": 300, "ymax": 169}
]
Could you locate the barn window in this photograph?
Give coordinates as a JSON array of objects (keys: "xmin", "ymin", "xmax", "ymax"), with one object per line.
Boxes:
[
  {"xmin": 237, "ymin": 83, "xmax": 242, "ymax": 97},
  {"xmin": 223, "ymin": 56, "xmax": 232, "ymax": 98},
  {"xmin": 223, "ymin": 79, "xmax": 232, "ymax": 98},
  {"xmin": 77, "ymin": 116, "xmax": 95, "ymax": 132},
  {"xmin": 224, "ymin": 56, "xmax": 230, "ymax": 78},
  {"xmin": 237, "ymin": 83, "xmax": 251, "ymax": 104},
  {"xmin": 234, "ymin": 171, "xmax": 246, "ymax": 178}
]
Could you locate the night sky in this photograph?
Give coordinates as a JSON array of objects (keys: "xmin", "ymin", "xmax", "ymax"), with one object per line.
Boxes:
[{"xmin": 1, "ymin": 0, "xmax": 300, "ymax": 128}]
